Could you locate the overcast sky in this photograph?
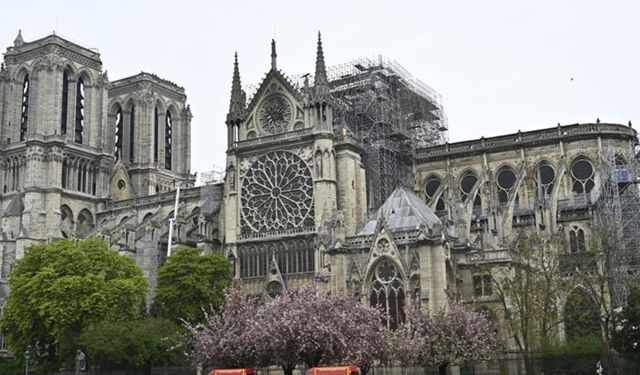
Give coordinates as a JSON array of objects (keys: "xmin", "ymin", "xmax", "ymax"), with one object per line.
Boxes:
[{"xmin": 2, "ymin": 0, "xmax": 639, "ymax": 176}]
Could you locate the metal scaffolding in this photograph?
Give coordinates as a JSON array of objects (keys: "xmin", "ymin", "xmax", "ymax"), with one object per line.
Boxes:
[
  {"xmin": 594, "ymin": 145, "xmax": 640, "ymax": 307},
  {"xmin": 326, "ymin": 56, "xmax": 448, "ymax": 211}
]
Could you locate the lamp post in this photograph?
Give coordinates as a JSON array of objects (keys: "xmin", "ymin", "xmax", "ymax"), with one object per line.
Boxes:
[
  {"xmin": 24, "ymin": 346, "xmax": 30, "ymax": 375},
  {"xmin": 167, "ymin": 179, "xmax": 181, "ymax": 258}
]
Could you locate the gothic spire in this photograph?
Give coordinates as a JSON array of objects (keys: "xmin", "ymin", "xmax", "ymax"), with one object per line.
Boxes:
[
  {"xmin": 227, "ymin": 52, "xmax": 246, "ymax": 123},
  {"xmin": 271, "ymin": 39, "xmax": 277, "ymax": 71},
  {"xmin": 314, "ymin": 31, "xmax": 328, "ymax": 87},
  {"xmin": 14, "ymin": 29, "xmax": 24, "ymax": 47}
]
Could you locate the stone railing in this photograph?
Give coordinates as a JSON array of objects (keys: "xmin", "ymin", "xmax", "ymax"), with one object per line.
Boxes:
[
  {"xmin": 416, "ymin": 123, "xmax": 636, "ymax": 161},
  {"xmin": 233, "ymin": 127, "xmax": 314, "ymax": 149},
  {"xmin": 457, "ymin": 249, "xmax": 512, "ymax": 264},
  {"xmin": 102, "ymin": 186, "xmax": 204, "ymax": 211}
]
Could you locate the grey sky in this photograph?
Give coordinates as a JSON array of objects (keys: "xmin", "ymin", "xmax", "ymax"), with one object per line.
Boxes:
[{"xmin": 2, "ymin": 0, "xmax": 639, "ymax": 176}]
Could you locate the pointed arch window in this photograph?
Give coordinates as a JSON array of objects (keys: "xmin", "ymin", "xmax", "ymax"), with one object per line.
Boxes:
[
  {"xmin": 425, "ymin": 176, "xmax": 445, "ymax": 211},
  {"xmin": 114, "ymin": 108, "xmax": 123, "ymax": 161},
  {"xmin": 569, "ymin": 226, "xmax": 586, "ymax": 253},
  {"xmin": 370, "ymin": 259, "xmax": 405, "ymax": 329},
  {"xmin": 61, "ymin": 70, "xmax": 69, "ymax": 134},
  {"xmin": 154, "ymin": 107, "xmax": 159, "ymax": 162},
  {"xmin": 460, "ymin": 172, "xmax": 482, "ymax": 212},
  {"xmin": 129, "ymin": 105, "xmax": 135, "ymax": 162},
  {"xmin": 571, "ymin": 157, "xmax": 595, "ymax": 196},
  {"xmin": 20, "ymin": 74, "xmax": 30, "ymax": 141},
  {"xmin": 165, "ymin": 110, "xmax": 172, "ymax": 170},
  {"xmin": 75, "ymin": 77, "xmax": 85, "ymax": 143},
  {"xmin": 497, "ymin": 167, "xmax": 517, "ymax": 204},
  {"xmin": 535, "ymin": 162, "xmax": 556, "ymax": 198}
]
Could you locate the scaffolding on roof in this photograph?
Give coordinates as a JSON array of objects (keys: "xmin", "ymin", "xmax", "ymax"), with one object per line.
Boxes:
[{"xmin": 326, "ymin": 55, "xmax": 448, "ymax": 211}]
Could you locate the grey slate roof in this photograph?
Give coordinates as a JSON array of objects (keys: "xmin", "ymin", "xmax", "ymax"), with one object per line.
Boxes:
[{"xmin": 358, "ymin": 186, "xmax": 442, "ymax": 235}]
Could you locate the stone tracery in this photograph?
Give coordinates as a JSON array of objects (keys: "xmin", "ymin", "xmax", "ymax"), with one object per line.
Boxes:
[{"xmin": 240, "ymin": 150, "xmax": 314, "ymax": 236}]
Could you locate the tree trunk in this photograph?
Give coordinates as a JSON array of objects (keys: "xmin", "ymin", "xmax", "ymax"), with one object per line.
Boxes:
[
  {"xmin": 283, "ymin": 365, "xmax": 295, "ymax": 375},
  {"xmin": 438, "ymin": 363, "xmax": 448, "ymax": 375}
]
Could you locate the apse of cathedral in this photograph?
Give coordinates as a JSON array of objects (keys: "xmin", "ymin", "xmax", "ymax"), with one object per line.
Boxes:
[{"xmin": 0, "ymin": 30, "xmax": 638, "ymax": 329}]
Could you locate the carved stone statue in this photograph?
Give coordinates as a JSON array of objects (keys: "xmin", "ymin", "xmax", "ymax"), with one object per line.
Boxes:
[{"xmin": 75, "ymin": 349, "xmax": 86, "ymax": 374}]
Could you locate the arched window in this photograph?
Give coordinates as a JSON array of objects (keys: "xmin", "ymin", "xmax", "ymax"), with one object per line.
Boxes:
[
  {"xmin": 569, "ymin": 225, "xmax": 586, "ymax": 253},
  {"xmin": 75, "ymin": 77, "xmax": 85, "ymax": 143},
  {"xmin": 20, "ymin": 74, "xmax": 30, "ymax": 141},
  {"xmin": 571, "ymin": 157, "xmax": 595, "ymax": 195},
  {"xmin": 535, "ymin": 161, "xmax": 556, "ymax": 197},
  {"xmin": 154, "ymin": 107, "xmax": 159, "ymax": 162},
  {"xmin": 129, "ymin": 105, "xmax": 135, "ymax": 162},
  {"xmin": 425, "ymin": 176, "xmax": 445, "ymax": 211},
  {"xmin": 61, "ymin": 70, "xmax": 69, "ymax": 134},
  {"xmin": 460, "ymin": 172, "xmax": 481, "ymax": 210},
  {"xmin": 370, "ymin": 259, "xmax": 405, "ymax": 329},
  {"xmin": 165, "ymin": 110, "xmax": 172, "ymax": 170},
  {"xmin": 114, "ymin": 108, "xmax": 123, "ymax": 161},
  {"xmin": 497, "ymin": 167, "xmax": 517, "ymax": 204},
  {"xmin": 61, "ymin": 159, "xmax": 67, "ymax": 189}
]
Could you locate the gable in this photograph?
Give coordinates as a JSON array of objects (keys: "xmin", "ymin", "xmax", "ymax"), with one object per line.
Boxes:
[
  {"xmin": 109, "ymin": 162, "xmax": 135, "ymax": 201},
  {"xmin": 243, "ymin": 71, "xmax": 306, "ymax": 139}
]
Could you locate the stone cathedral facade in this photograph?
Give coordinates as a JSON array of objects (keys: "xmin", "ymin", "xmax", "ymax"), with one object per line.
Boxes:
[{"xmin": 0, "ymin": 30, "xmax": 638, "ymax": 339}]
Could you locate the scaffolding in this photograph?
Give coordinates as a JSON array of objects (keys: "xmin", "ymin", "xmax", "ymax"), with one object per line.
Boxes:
[
  {"xmin": 594, "ymin": 145, "xmax": 640, "ymax": 307},
  {"xmin": 326, "ymin": 56, "xmax": 448, "ymax": 211}
]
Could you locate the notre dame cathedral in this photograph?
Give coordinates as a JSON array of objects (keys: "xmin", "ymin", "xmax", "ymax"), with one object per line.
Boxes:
[{"xmin": 1, "ymin": 30, "xmax": 638, "ymax": 337}]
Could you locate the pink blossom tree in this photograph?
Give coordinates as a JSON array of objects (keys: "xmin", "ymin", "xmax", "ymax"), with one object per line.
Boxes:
[
  {"xmin": 426, "ymin": 301, "xmax": 502, "ymax": 374},
  {"xmin": 187, "ymin": 287, "xmax": 262, "ymax": 368}
]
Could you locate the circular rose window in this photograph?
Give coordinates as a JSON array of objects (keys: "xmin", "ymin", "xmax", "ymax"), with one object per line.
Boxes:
[{"xmin": 241, "ymin": 151, "xmax": 314, "ymax": 235}]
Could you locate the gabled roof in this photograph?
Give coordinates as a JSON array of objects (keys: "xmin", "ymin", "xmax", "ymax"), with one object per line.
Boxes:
[
  {"xmin": 358, "ymin": 186, "xmax": 442, "ymax": 235},
  {"xmin": 246, "ymin": 69, "xmax": 302, "ymax": 115}
]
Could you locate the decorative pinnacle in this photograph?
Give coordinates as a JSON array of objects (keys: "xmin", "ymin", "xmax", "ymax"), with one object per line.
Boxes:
[
  {"xmin": 271, "ymin": 39, "xmax": 277, "ymax": 71},
  {"xmin": 314, "ymin": 31, "xmax": 328, "ymax": 86},
  {"xmin": 14, "ymin": 29, "xmax": 24, "ymax": 47},
  {"xmin": 228, "ymin": 52, "xmax": 245, "ymax": 122}
]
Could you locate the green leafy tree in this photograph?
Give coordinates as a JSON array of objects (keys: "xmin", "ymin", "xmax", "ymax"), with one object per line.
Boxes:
[
  {"xmin": 0, "ymin": 238, "xmax": 148, "ymax": 371},
  {"xmin": 154, "ymin": 248, "xmax": 232, "ymax": 323},
  {"xmin": 78, "ymin": 317, "xmax": 187, "ymax": 371},
  {"xmin": 613, "ymin": 286, "xmax": 640, "ymax": 354}
]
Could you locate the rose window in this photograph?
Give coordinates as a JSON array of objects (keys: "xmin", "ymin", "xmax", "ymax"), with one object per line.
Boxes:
[
  {"xmin": 258, "ymin": 95, "xmax": 293, "ymax": 134},
  {"xmin": 241, "ymin": 151, "xmax": 314, "ymax": 236}
]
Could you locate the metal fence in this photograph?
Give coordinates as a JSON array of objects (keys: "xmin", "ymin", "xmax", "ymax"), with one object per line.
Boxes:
[{"xmin": 37, "ymin": 355, "xmax": 640, "ymax": 375}]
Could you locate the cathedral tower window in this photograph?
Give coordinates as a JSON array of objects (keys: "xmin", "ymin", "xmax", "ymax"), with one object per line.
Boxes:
[
  {"xmin": 20, "ymin": 74, "xmax": 30, "ymax": 141},
  {"xmin": 114, "ymin": 108, "xmax": 123, "ymax": 161},
  {"xmin": 571, "ymin": 157, "xmax": 595, "ymax": 196},
  {"xmin": 424, "ymin": 176, "xmax": 445, "ymax": 212},
  {"xmin": 61, "ymin": 70, "xmax": 69, "ymax": 134},
  {"xmin": 154, "ymin": 107, "xmax": 159, "ymax": 162},
  {"xmin": 129, "ymin": 105, "xmax": 135, "ymax": 162},
  {"xmin": 370, "ymin": 259, "xmax": 405, "ymax": 329},
  {"xmin": 497, "ymin": 167, "xmax": 517, "ymax": 204},
  {"xmin": 165, "ymin": 110, "xmax": 172, "ymax": 170},
  {"xmin": 75, "ymin": 77, "xmax": 85, "ymax": 143}
]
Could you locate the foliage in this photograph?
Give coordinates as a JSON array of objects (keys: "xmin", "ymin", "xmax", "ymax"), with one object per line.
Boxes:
[
  {"xmin": 0, "ymin": 358, "xmax": 22, "ymax": 375},
  {"xmin": 541, "ymin": 335, "xmax": 603, "ymax": 357},
  {"xmin": 492, "ymin": 231, "xmax": 568, "ymax": 374},
  {"xmin": 78, "ymin": 317, "xmax": 187, "ymax": 371},
  {"xmin": 255, "ymin": 284, "xmax": 386, "ymax": 374},
  {"xmin": 188, "ymin": 284, "xmax": 386, "ymax": 375},
  {"xmin": 188, "ymin": 283, "xmax": 501, "ymax": 375},
  {"xmin": 612, "ymin": 286, "xmax": 640, "ymax": 354},
  {"xmin": 187, "ymin": 286, "xmax": 261, "ymax": 368},
  {"xmin": 154, "ymin": 248, "xmax": 232, "ymax": 324},
  {"xmin": 391, "ymin": 301, "xmax": 502, "ymax": 371},
  {"xmin": 0, "ymin": 238, "xmax": 148, "ymax": 370}
]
